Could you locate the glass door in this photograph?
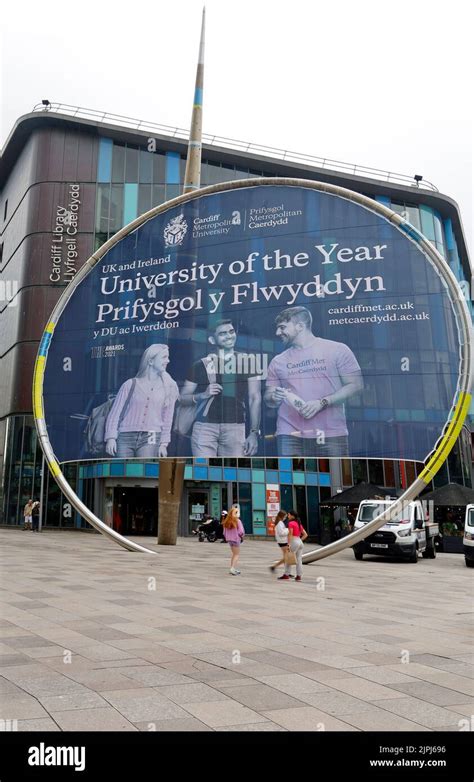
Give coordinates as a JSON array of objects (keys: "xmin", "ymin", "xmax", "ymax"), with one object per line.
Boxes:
[{"xmin": 187, "ymin": 489, "xmax": 210, "ymax": 535}]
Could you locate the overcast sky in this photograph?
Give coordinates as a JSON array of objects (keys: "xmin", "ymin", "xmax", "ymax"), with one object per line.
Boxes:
[{"xmin": 2, "ymin": 0, "xmax": 472, "ymax": 257}]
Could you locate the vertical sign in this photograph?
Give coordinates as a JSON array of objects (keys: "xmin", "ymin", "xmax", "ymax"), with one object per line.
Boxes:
[{"xmin": 266, "ymin": 483, "xmax": 281, "ymax": 535}]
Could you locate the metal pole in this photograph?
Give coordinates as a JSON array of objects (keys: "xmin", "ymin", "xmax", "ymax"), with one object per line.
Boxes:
[{"xmin": 38, "ymin": 453, "xmax": 45, "ymax": 532}]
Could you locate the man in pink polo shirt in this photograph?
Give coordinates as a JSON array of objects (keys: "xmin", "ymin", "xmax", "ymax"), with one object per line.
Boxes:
[{"xmin": 264, "ymin": 306, "xmax": 363, "ymax": 457}]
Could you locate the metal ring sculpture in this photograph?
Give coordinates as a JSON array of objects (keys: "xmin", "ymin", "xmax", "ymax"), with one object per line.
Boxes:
[{"xmin": 33, "ymin": 179, "xmax": 473, "ymax": 556}]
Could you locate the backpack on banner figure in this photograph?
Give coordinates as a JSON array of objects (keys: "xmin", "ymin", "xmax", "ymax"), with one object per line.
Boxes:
[{"xmin": 83, "ymin": 379, "xmax": 137, "ymax": 456}]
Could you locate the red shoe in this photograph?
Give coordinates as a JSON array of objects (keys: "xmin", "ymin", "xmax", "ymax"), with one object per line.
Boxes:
[
  {"xmin": 278, "ymin": 574, "xmax": 290, "ymax": 580},
  {"xmin": 295, "ymin": 576, "xmax": 302, "ymax": 582}
]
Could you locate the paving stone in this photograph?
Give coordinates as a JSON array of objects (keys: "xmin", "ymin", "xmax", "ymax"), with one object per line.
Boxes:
[
  {"xmin": 337, "ymin": 704, "xmax": 432, "ymax": 731},
  {"xmin": 327, "ymin": 677, "xmax": 407, "ymax": 701},
  {"xmin": 216, "ymin": 722, "xmax": 287, "ymax": 731},
  {"xmin": 389, "ymin": 680, "xmax": 474, "ymax": 707},
  {"xmin": 50, "ymin": 707, "xmax": 138, "ymax": 731},
  {"xmin": 178, "ymin": 700, "xmax": 268, "ymax": 727},
  {"xmin": 100, "ymin": 693, "xmax": 190, "ymax": 723},
  {"xmin": 375, "ymin": 697, "xmax": 473, "ymax": 728},
  {"xmin": 154, "ymin": 683, "xmax": 230, "ymax": 704},
  {"xmin": 0, "ymin": 695, "xmax": 50, "ymax": 720},
  {"xmin": 16, "ymin": 719, "xmax": 61, "ymax": 731},
  {"xmin": 249, "ymin": 673, "xmax": 331, "ymax": 696},
  {"xmin": 261, "ymin": 706, "xmax": 358, "ymax": 731},
  {"xmin": 134, "ymin": 717, "xmax": 213, "ymax": 731},
  {"xmin": 38, "ymin": 691, "xmax": 109, "ymax": 712}
]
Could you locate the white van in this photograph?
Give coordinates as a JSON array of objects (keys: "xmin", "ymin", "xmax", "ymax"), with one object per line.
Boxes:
[
  {"xmin": 353, "ymin": 499, "xmax": 438, "ymax": 563},
  {"xmin": 464, "ymin": 504, "xmax": 474, "ymax": 568}
]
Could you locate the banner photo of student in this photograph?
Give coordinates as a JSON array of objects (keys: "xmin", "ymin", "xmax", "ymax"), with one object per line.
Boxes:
[{"xmin": 41, "ymin": 183, "xmax": 462, "ymax": 462}]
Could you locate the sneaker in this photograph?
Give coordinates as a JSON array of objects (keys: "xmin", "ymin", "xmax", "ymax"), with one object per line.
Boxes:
[
  {"xmin": 289, "ymin": 575, "xmax": 295, "ymax": 579},
  {"xmin": 229, "ymin": 568, "xmax": 241, "ymax": 575},
  {"xmin": 295, "ymin": 576, "xmax": 302, "ymax": 582},
  {"xmin": 278, "ymin": 574, "xmax": 290, "ymax": 580}
]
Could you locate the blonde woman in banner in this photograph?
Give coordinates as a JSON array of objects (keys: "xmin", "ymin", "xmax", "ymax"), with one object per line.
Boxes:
[{"xmin": 105, "ymin": 344, "xmax": 179, "ymax": 458}]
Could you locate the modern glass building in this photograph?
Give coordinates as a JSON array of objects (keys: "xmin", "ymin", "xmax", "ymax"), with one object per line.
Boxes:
[{"xmin": 1, "ymin": 104, "xmax": 472, "ymax": 539}]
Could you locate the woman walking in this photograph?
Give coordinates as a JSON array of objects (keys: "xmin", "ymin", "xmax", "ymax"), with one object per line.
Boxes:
[
  {"xmin": 269, "ymin": 510, "xmax": 291, "ymax": 577},
  {"xmin": 282, "ymin": 510, "xmax": 308, "ymax": 582},
  {"xmin": 222, "ymin": 506, "xmax": 245, "ymax": 575}
]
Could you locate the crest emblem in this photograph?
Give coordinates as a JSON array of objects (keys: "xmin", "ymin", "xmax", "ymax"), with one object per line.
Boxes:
[{"xmin": 164, "ymin": 214, "xmax": 188, "ymax": 247}]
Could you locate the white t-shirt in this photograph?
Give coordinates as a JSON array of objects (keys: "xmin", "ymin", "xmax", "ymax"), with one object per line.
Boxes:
[
  {"xmin": 266, "ymin": 337, "xmax": 361, "ymax": 438},
  {"xmin": 275, "ymin": 520, "xmax": 289, "ymax": 544}
]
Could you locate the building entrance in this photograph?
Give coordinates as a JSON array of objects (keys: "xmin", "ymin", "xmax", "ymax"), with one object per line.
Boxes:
[
  {"xmin": 186, "ymin": 488, "xmax": 210, "ymax": 535},
  {"xmin": 112, "ymin": 487, "xmax": 157, "ymax": 536}
]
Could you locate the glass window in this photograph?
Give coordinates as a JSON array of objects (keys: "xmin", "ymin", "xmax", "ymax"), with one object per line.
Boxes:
[
  {"xmin": 341, "ymin": 459, "xmax": 352, "ymax": 485},
  {"xmin": 447, "ymin": 442, "xmax": 463, "ymax": 485},
  {"xmin": 383, "ymin": 461, "xmax": 396, "ymax": 488},
  {"xmin": 404, "ymin": 204, "xmax": 421, "ymax": 230},
  {"xmin": 368, "ymin": 460, "xmax": 384, "ymax": 486},
  {"xmin": 405, "ymin": 462, "xmax": 416, "ymax": 486},
  {"xmin": 265, "ymin": 459, "xmax": 279, "ymax": 470},
  {"xmin": 139, "ymin": 150, "xmax": 153, "ymax": 183},
  {"xmin": 294, "ymin": 486, "xmax": 307, "ymax": 525},
  {"xmin": 306, "ymin": 459, "xmax": 317, "ymax": 472},
  {"xmin": 306, "ymin": 486, "xmax": 320, "ymax": 536},
  {"xmin": 152, "ymin": 153, "xmax": 166, "ymax": 184},
  {"xmin": 224, "ymin": 458, "xmax": 237, "ymax": 467},
  {"xmin": 95, "ymin": 184, "xmax": 111, "ymax": 234},
  {"xmin": 109, "ymin": 185, "xmax": 124, "ymax": 235},
  {"xmin": 125, "ymin": 146, "xmax": 139, "ymax": 183},
  {"xmin": 252, "ymin": 458, "xmax": 265, "ymax": 469},
  {"xmin": 318, "ymin": 459, "xmax": 330, "ymax": 473},
  {"xmin": 138, "ymin": 185, "xmax": 152, "ymax": 217},
  {"xmin": 111, "ymin": 143, "xmax": 125, "ymax": 182},
  {"xmin": 206, "ymin": 161, "xmax": 224, "ymax": 184},
  {"xmin": 293, "ymin": 458, "xmax": 305, "ymax": 472},
  {"xmin": 152, "ymin": 184, "xmax": 166, "ymax": 208},
  {"xmin": 319, "ymin": 487, "xmax": 332, "ymax": 503},
  {"xmin": 166, "ymin": 184, "xmax": 180, "ymax": 201},
  {"xmin": 238, "ymin": 458, "xmax": 251, "ymax": 468},
  {"xmin": 209, "ymin": 458, "xmax": 222, "ymax": 467},
  {"xmin": 280, "ymin": 484, "xmax": 293, "ymax": 513},
  {"xmin": 352, "ymin": 459, "xmax": 368, "ymax": 483},
  {"xmin": 233, "ymin": 166, "xmax": 250, "ymax": 180}
]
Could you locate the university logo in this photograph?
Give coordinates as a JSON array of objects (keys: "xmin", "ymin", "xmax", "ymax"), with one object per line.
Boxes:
[{"xmin": 164, "ymin": 214, "xmax": 188, "ymax": 247}]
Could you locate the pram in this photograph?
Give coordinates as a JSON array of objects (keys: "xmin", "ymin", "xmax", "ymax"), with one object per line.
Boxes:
[{"xmin": 193, "ymin": 516, "xmax": 224, "ymax": 542}]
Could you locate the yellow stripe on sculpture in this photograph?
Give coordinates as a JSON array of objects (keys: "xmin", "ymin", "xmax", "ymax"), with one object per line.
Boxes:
[
  {"xmin": 33, "ymin": 356, "xmax": 46, "ymax": 420},
  {"xmin": 49, "ymin": 460, "xmax": 61, "ymax": 477},
  {"xmin": 419, "ymin": 392, "xmax": 472, "ymax": 484}
]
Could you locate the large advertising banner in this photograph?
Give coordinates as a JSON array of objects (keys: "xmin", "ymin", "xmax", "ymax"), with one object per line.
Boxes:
[{"xmin": 41, "ymin": 183, "xmax": 461, "ymax": 463}]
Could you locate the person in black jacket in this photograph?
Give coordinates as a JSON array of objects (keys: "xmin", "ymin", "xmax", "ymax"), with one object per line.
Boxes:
[{"xmin": 31, "ymin": 501, "xmax": 40, "ymax": 532}]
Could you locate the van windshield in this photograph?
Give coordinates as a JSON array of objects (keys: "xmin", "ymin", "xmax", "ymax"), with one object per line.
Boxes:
[
  {"xmin": 359, "ymin": 504, "xmax": 410, "ymax": 523},
  {"xmin": 468, "ymin": 509, "xmax": 474, "ymax": 528}
]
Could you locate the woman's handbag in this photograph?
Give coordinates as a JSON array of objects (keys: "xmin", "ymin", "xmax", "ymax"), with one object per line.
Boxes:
[{"xmin": 283, "ymin": 548, "xmax": 297, "ymax": 566}]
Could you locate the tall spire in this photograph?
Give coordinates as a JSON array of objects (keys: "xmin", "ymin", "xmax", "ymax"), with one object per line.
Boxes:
[{"xmin": 183, "ymin": 7, "xmax": 205, "ymax": 193}]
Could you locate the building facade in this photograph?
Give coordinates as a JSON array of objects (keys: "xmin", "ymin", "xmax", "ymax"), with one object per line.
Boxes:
[{"xmin": 1, "ymin": 105, "xmax": 472, "ymax": 539}]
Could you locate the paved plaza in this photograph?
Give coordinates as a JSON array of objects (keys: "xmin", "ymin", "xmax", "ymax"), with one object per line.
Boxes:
[{"xmin": 0, "ymin": 529, "xmax": 472, "ymax": 732}]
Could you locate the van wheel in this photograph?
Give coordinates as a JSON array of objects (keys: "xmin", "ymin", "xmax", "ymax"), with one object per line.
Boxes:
[
  {"xmin": 466, "ymin": 558, "xmax": 474, "ymax": 568},
  {"xmin": 353, "ymin": 551, "xmax": 363, "ymax": 561},
  {"xmin": 409, "ymin": 546, "xmax": 418, "ymax": 563}
]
